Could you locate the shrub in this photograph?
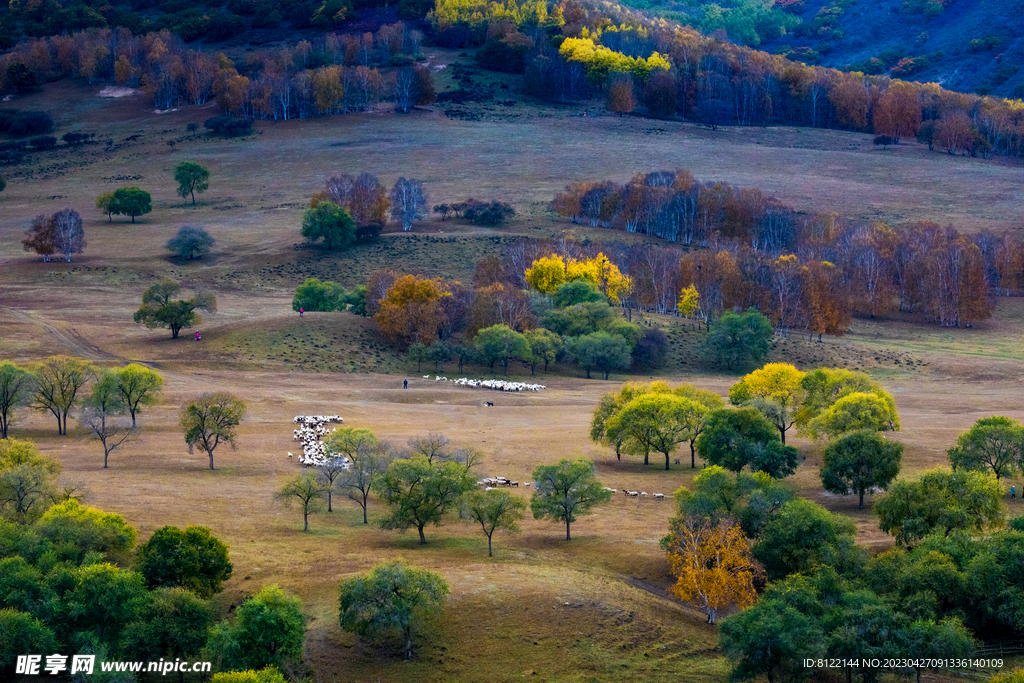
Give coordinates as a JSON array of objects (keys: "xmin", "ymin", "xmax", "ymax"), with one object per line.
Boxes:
[
  {"xmin": 632, "ymin": 328, "xmax": 669, "ymax": 370},
  {"xmin": 0, "ymin": 109, "xmax": 53, "ymax": 137},
  {"xmin": 463, "ymin": 200, "xmax": 515, "ymax": 225},
  {"xmin": 167, "ymin": 226, "xmax": 216, "ymax": 261},
  {"xmin": 62, "ymin": 132, "xmax": 93, "ymax": 146},
  {"xmin": 204, "ymin": 116, "xmax": 253, "ymax": 137},
  {"xmin": 27, "ymin": 136, "xmax": 56, "ymax": 150}
]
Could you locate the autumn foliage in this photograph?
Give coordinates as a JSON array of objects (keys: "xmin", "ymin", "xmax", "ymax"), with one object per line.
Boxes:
[
  {"xmin": 666, "ymin": 516, "xmax": 762, "ymax": 624},
  {"xmin": 374, "ymin": 275, "xmax": 453, "ymax": 346},
  {"xmin": 551, "ymin": 170, "xmax": 996, "ymax": 332}
]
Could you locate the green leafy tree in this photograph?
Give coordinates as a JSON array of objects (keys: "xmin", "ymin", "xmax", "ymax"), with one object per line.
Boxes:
[
  {"xmin": 696, "ymin": 408, "xmax": 799, "ymax": 479},
  {"xmin": 31, "ymin": 355, "xmax": 95, "ymax": 435},
  {"xmin": 135, "ymin": 525, "xmax": 232, "ymax": 597},
  {"xmin": 167, "ymin": 226, "xmax": 215, "ymax": 260},
  {"xmin": 0, "ymin": 556, "xmax": 50, "ymax": 613},
  {"xmin": 752, "ymin": 498, "xmax": 862, "ymax": 581},
  {"xmin": 719, "ymin": 597, "xmax": 824, "ymax": 683},
  {"xmin": 876, "ymin": 468, "xmax": 1005, "ymax": 546},
  {"xmin": 590, "ymin": 382, "xmax": 651, "ymax": 461},
  {"xmin": 671, "ymin": 466, "xmax": 792, "ymax": 538},
  {"xmin": 121, "ymin": 587, "xmax": 212, "ymax": 669},
  {"xmin": 301, "ymin": 201, "xmax": 356, "ymax": 250},
  {"xmin": 608, "ymin": 393, "xmax": 708, "ymax": 470},
  {"xmin": 110, "ymin": 186, "xmax": 152, "ymax": 223},
  {"xmin": 541, "ymin": 301, "xmax": 618, "ymax": 337},
  {"xmin": 205, "ymin": 585, "xmax": 305, "ymax": 673},
  {"xmin": 134, "ymin": 281, "xmax": 216, "ymax": 339},
  {"xmin": 275, "ymin": 470, "xmax": 328, "ymax": 532},
  {"xmin": 0, "ymin": 609, "xmax": 57, "ymax": 670},
  {"xmin": 796, "ymin": 367, "xmax": 896, "ymax": 435},
  {"xmin": 57, "ymin": 563, "xmax": 148, "ymax": 643},
  {"xmin": 0, "ymin": 464, "xmax": 56, "ymax": 523},
  {"xmin": 462, "ymin": 488, "xmax": 526, "ymax": 556},
  {"xmin": 473, "ymin": 324, "xmax": 531, "ymax": 375},
  {"xmin": 36, "ymin": 499, "xmax": 137, "ymax": 566},
  {"xmin": 701, "ymin": 308, "xmax": 773, "ymax": 371},
  {"xmin": 96, "ymin": 191, "xmax": 115, "ymax": 222},
  {"xmin": 408, "ymin": 342, "xmax": 427, "ymax": 372},
  {"xmin": 179, "ymin": 392, "xmax": 246, "ymax": 470},
  {"xmin": 291, "ymin": 277, "xmax": 345, "ymax": 312},
  {"xmin": 821, "ymin": 429, "xmax": 903, "ymax": 509},
  {"xmin": 552, "ymin": 279, "xmax": 606, "ymax": 307},
  {"xmin": 174, "ymin": 161, "xmax": 210, "ymax": 205},
  {"xmin": 0, "ymin": 439, "xmax": 61, "ymax": 524},
  {"xmin": 674, "ymin": 384, "xmax": 726, "ymax": 468},
  {"xmin": 902, "ymin": 618, "xmax": 975, "ymax": 683},
  {"xmin": 570, "ymin": 330, "xmax": 631, "ymax": 379},
  {"xmin": 810, "ymin": 392, "xmax": 900, "ymax": 438},
  {"xmin": 530, "ymin": 458, "xmax": 612, "ymax": 541},
  {"xmin": 114, "ymin": 364, "xmax": 163, "ymax": 428},
  {"xmin": 80, "ymin": 369, "xmax": 134, "ymax": 468},
  {"xmin": 338, "ymin": 560, "xmax": 449, "ymax": 660},
  {"xmin": 376, "ymin": 455, "xmax": 474, "ymax": 544},
  {"xmin": 524, "ymin": 328, "xmax": 561, "ymax": 374},
  {"xmin": 324, "ymin": 428, "xmax": 379, "ymax": 461},
  {"xmin": 947, "ymin": 416, "xmax": 1024, "ymax": 480},
  {"xmin": 0, "ymin": 361, "xmax": 35, "ymax": 439}
]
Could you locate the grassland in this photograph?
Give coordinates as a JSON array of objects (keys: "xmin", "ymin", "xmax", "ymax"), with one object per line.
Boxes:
[{"xmin": 1, "ymin": 49, "xmax": 1024, "ymax": 682}]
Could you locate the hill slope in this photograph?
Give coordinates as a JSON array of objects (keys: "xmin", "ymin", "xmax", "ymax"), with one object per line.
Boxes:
[{"xmin": 624, "ymin": 0, "xmax": 1024, "ymax": 97}]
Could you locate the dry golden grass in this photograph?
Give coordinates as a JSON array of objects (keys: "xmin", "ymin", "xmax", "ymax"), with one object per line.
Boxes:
[{"xmin": 2, "ymin": 54, "xmax": 1024, "ymax": 681}]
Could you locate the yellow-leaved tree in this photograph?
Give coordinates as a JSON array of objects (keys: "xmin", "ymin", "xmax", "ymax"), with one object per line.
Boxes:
[
  {"xmin": 666, "ymin": 516, "xmax": 762, "ymax": 624},
  {"xmin": 728, "ymin": 363, "xmax": 806, "ymax": 444},
  {"xmin": 524, "ymin": 253, "xmax": 631, "ymax": 304},
  {"xmin": 676, "ymin": 285, "xmax": 700, "ymax": 318},
  {"xmin": 374, "ymin": 274, "xmax": 451, "ymax": 346}
]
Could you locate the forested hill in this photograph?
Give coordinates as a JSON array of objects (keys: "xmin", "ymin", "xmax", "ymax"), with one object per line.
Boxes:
[{"xmin": 623, "ymin": 0, "xmax": 1024, "ymax": 98}]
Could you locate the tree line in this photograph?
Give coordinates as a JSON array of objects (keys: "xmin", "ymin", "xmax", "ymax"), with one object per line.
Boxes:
[
  {"xmin": 5, "ymin": 3, "xmax": 1024, "ymax": 160},
  {"xmin": 0, "ymin": 23, "xmax": 435, "ymax": 117},
  {"xmin": 445, "ymin": 0, "xmax": 1024, "ymax": 161},
  {"xmin": 551, "ymin": 169, "xmax": 1000, "ymax": 332}
]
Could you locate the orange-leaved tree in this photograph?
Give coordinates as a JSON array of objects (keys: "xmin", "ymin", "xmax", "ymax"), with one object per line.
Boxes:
[
  {"xmin": 666, "ymin": 516, "xmax": 762, "ymax": 624},
  {"xmin": 374, "ymin": 274, "xmax": 451, "ymax": 346}
]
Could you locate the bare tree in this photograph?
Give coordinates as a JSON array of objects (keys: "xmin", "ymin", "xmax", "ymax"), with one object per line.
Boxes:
[
  {"xmin": 407, "ymin": 433, "xmax": 450, "ymax": 462},
  {"xmin": 317, "ymin": 457, "xmax": 349, "ymax": 512},
  {"xmin": 339, "ymin": 441, "xmax": 391, "ymax": 523},
  {"xmin": 80, "ymin": 370, "xmax": 136, "ymax": 468},
  {"xmin": 393, "ymin": 68, "xmax": 417, "ymax": 113},
  {"xmin": 389, "ymin": 178, "xmax": 428, "ymax": 232},
  {"xmin": 52, "ymin": 208, "xmax": 86, "ymax": 262}
]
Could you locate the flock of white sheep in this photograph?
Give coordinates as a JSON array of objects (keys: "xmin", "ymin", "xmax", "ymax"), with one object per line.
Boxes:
[
  {"xmin": 426, "ymin": 376, "xmax": 547, "ymax": 392},
  {"xmin": 480, "ymin": 476, "xmax": 528, "ymax": 490},
  {"xmin": 604, "ymin": 487, "xmax": 666, "ymax": 501},
  {"xmin": 288, "ymin": 415, "xmax": 345, "ymax": 466}
]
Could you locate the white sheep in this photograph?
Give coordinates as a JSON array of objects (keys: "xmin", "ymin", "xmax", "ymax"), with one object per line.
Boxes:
[{"xmin": 653, "ymin": 493, "xmax": 665, "ymax": 500}]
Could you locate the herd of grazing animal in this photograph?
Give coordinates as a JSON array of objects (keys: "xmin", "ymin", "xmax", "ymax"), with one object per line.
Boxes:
[
  {"xmin": 427, "ymin": 376, "xmax": 547, "ymax": 392},
  {"xmin": 289, "ymin": 414, "xmax": 345, "ymax": 466},
  {"xmin": 480, "ymin": 477, "xmax": 524, "ymax": 490},
  {"xmin": 604, "ymin": 487, "xmax": 665, "ymax": 500}
]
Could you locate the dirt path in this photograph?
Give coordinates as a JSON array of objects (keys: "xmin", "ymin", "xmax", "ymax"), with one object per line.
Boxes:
[{"xmin": 6, "ymin": 308, "xmax": 120, "ymax": 362}]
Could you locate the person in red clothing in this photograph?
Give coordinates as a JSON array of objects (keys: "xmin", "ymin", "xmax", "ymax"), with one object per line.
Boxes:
[
  {"xmin": 299, "ymin": 307, "xmax": 304, "ymax": 317},
  {"xmin": 195, "ymin": 331, "xmax": 201, "ymax": 341}
]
